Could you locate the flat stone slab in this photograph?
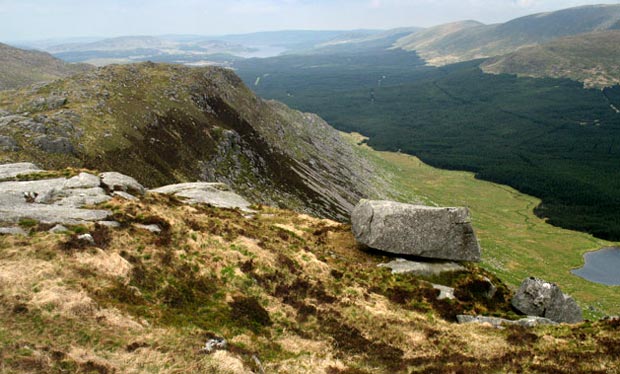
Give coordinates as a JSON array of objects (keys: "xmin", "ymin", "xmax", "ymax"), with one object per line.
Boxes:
[
  {"xmin": 457, "ymin": 315, "xmax": 557, "ymax": 328},
  {"xmin": 378, "ymin": 258, "xmax": 466, "ymax": 276},
  {"xmin": 352, "ymin": 200, "xmax": 481, "ymax": 262},
  {"xmin": 0, "ymin": 162, "xmax": 41, "ymax": 179},
  {"xmin": 0, "ymin": 163, "xmax": 111, "ymax": 226},
  {"xmin": 151, "ymin": 182, "xmax": 252, "ymax": 211}
]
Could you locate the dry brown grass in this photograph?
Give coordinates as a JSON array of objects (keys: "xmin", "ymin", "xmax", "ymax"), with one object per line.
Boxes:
[{"xmin": 1, "ymin": 196, "xmax": 619, "ymax": 373}]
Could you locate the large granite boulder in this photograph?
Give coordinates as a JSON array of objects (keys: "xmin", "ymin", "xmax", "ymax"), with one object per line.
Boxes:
[
  {"xmin": 512, "ymin": 277, "xmax": 583, "ymax": 324},
  {"xmin": 352, "ymin": 200, "xmax": 481, "ymax": 262}
]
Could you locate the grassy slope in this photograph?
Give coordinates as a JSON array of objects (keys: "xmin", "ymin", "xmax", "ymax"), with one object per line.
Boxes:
[
  {"xmin": 346, "ymin": 134, "xmax": 619, "ymax": 317},
  {"xmin": 481, "ymin": 30, "xmax": 620, "ymax": 88},
  {"xmin": 0, "ymin": 43, "xmax": 92, "ymax": 90},
  {"xmin": 1, "ymin": 182, "xmax": 619, "ymax": 374}
]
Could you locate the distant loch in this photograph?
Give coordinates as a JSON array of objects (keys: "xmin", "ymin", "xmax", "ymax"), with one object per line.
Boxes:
[{"xmin": 572, "ymin": 247, "xmax": 620, "ymax": 286}]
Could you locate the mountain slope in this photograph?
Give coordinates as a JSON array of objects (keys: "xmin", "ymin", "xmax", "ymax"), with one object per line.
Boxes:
[
  {"xmin": 0, "ymin": 63, "xmax": 387, "ymax": 221},
  {"xmin": 2, "ymin": 183, "xmax": 618, "ymax": 373},
  {"xmin": 0, "ymin": 43, "xmax": 93, "ymax": 90},
  {"xmin": 394, "ymin": 4, "xmax": 620, "ymax": 65},
  {"xmin": 481, "ymin": 30, "xmax": 620, "ymax": 88}
]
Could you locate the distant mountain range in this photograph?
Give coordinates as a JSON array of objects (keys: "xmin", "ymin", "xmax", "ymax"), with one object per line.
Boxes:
[
  {"xmin": 0, "ymin": 43, "xmax": 92, "ymax": 90},
  {"xmin": 392, "ymin": 4, "xmax": 620, "ymax": 65}
]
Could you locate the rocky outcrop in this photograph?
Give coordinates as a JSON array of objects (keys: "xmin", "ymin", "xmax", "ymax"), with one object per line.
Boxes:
[
  {"xmin": 512, "ymin": 277, "xmax": 583, "ymax": 324},
  {"xmin": 0, "ymin": 162, "xmax": 41, "ymax": 179},
  {"xmin": 0, "ymin": 167, "xmax": 112, "ymax": 225},
  {"xmin": 457, "ymin": 315, "xmax": 557, "ymax": 328},
  {"xmin": 1, "ymin": 63, "xmax": 389, "ymax": 223},
  {"xmin": 352, "ymin": 200, "xmax": 481, "ymax": 262},
  {"xmin": 150, "ymin": 182, "xmax": 251, "ymax": 211},
  {"xmin": 100, "ymin": 172, "xmax": 146, "ymax": 196},
  {"xmin": 0, "ymin": 135, "xmax": 18, "ymax": 151},
  {"xmin": 378, "ymin": 258, "xmax": 466, "ymax": 276}
]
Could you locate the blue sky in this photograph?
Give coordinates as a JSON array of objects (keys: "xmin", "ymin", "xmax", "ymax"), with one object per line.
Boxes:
[{"xmin": 1, "ymin": 0, "xmax": 619, "ymax": 41}]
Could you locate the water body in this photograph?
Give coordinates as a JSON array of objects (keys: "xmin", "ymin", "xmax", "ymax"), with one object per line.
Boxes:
[{"xmin": 572, "ymin": 247, "xmax": 620, "ymax": 285}]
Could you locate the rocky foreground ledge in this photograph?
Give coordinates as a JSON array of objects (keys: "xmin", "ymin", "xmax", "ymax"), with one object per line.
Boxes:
[{"xmin": 0, "ymin": 163, "xmax": 251, "ymax": 232}]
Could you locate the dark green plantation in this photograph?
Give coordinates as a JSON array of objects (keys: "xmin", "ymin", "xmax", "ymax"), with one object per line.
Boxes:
[{"xmin": 234, "ymin": 55, "xmax": 620, "ymax": 240}]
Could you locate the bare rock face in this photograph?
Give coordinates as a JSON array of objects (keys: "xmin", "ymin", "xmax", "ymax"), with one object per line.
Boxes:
[
  {"xmin": 151, "ymin": 182, "xmax": 252, "ymax": 211},
  {"xmin": 512, "ymin": 277, "xmax": 583, "ymax": 324},
  {"xmin": 0, "ymin": 162, "xmax": 41, "ymax": 179},
  {"xmin": 352, "ymin": 200, "xmax": 481, "ymax": 262}
]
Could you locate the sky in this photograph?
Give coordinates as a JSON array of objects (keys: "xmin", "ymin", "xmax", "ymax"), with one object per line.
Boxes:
[{"xmin": 1, "ymin": 0, "xmax": 620, "ymax": 41}]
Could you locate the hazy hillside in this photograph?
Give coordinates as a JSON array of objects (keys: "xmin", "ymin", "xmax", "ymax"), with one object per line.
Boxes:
[
  {"xmin": 481, "ymin": 30, "xmax": 620, "ymax": 88},
  {"xmin": 0, "ymin": 43, "xmax": 92, "ymax": 90},
  {"xmin": 394, "ymin": 4, "xmax": 620, "ymax": 65},
  {"xmin": 0, "ymin": 63, "xmax": 387, "ymax": 221}
]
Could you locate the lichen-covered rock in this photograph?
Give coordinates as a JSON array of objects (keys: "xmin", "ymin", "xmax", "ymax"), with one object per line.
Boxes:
[
  {"xmin": 512, "ymin": 277, "xmax": 583, "ymax": 324},
  {"xmin": 352, "ymin": 200, "xmax": 481, "ymax": 262},
  {"xmin": 100, "ymin": 172, "xmax": 146, "ymax": 195}
]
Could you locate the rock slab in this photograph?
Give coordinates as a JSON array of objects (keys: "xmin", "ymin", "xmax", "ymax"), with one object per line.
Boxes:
[
  {"xmin": 378, "ymin": 258, "xmax": 466, "ymax": 276},
  {"xmin": 352, "ymin": 200, "xmax": 481, "ymax": 262},
  {"xmin": 511, "ymin": 277, "xmax": 583, "ymax": 324},
  {"xmin": 151, "ymin": 182, "xmax": 252, "ymax": 211},
  {"xmin": 457, "ymin": 315, "xmax": 557, "ymax": 328}
]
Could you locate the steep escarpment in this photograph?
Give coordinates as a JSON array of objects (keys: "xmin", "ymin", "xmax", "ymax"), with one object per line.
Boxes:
[{"xmin": 0, "ymin": 63, "xmax": 387, "ymax": 220}]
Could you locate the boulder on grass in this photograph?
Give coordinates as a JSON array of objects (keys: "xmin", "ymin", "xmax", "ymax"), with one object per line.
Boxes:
[
  {"xmin": 511, "ymin": 277, "xmax": 583, "ymax": 324},
  {"xmin": 351, "ymin": 200, "xmax": 481, "ymax": 262}
]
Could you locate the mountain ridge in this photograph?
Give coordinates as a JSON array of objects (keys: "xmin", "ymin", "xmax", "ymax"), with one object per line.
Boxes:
[
  {"xmin": 0, "ymin": 43, "xmax": 93, "ymax": 90},
  {"xmin": 481, "ymin": 30, "xmax": 620, "ymax": 88}
]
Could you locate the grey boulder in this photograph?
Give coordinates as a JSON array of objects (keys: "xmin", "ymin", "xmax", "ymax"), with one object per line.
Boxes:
[
  {"xmin": 100, "ymin": 172, "xmax": 146, "ymax": 195},
  {"xmin": 352, "ymin": 200, "xmax": 481, "ymax": 262},
  {"xmin": 33, "ymin": 135, "xmax": 74, "ymax": 154},
  {"xmin": 64, "ymin": 173, "xmax": 101, "ymax": 189},
  {"xmin": 512, "ymin": 277, "xmax": 583, "ymax": 324}
]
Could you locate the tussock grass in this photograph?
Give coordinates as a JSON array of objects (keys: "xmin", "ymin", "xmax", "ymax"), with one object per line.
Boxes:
[{"xmin": 1, "ymin": 192, "xmax": 619, "ymax": 373}]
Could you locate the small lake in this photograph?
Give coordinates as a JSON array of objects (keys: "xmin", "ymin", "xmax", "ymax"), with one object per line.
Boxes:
[{"xmin": 572, "ymin": 247, "xmax": 620, "ymax": 286}]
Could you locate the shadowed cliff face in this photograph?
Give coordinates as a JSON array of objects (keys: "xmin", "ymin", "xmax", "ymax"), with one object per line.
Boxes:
[{"xmin": 0, "ymin": 62, "xmax": 387, "ymax": 221}]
